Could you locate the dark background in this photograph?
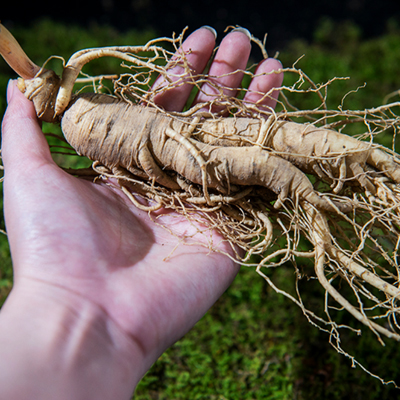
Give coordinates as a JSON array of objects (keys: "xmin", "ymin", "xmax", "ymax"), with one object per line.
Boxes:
[{"xmin": 3, "ymin": 0, "xmax": 400, "ymax": 51}]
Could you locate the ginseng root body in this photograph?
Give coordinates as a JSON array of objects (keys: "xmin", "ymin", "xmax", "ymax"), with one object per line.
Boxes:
[
  {"xmin": 62, "ymin": 93, "xmax": 356, "ymax": 212},
  {"xmin": 198, "ymin": 115, "xmax": 400, "ymax": 194},
  {"xmin": 62, "ymin": 93, "xmax": 400, "ymax": 212}
]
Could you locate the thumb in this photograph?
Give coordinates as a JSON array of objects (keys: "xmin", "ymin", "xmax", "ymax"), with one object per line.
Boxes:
[{"xmin": 1, "ymin": 80, "xmax": 53, "ymax": 174}]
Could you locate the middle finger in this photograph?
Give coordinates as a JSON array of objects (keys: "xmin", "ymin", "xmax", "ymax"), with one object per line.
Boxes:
[{"xmin": 193, "ymin": 28, "xmax": 252, "ymax": 113}]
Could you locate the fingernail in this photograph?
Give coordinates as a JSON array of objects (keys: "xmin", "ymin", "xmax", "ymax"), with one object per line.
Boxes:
[
  {"xmin": 232, "ymin": 27, "xmax": 252, "ymax": 40},
  {"xmin": 6, "ymin": 79, "xmax": 15, "ymax": 103},
  {"xmin": 200, "ymin": 25, "xmax": 217, "ymax": 39}
]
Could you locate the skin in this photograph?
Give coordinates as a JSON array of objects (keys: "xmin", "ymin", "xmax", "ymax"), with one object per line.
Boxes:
[{"xmin": 0, "ymin": 27, "xmax": 283, "ymax": 399}]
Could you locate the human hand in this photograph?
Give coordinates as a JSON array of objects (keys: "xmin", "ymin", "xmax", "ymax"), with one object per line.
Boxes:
[{"xmin": 0, "ymin": 27, "xmax": 283, "ymax": 399}]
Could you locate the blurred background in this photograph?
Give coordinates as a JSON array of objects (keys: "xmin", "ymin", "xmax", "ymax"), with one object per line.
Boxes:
[
  {"xmin": 3, "ymin": 0, "xmax": 400, "ymax": 52},
  {"xmin": 1, "ymin": 1, "xmax": 400, "ymax": 399}
]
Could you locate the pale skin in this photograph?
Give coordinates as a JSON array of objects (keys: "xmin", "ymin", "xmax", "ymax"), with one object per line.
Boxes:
[{"xmin": 0, "ymin": 27, "xmax": 283, "ymax": 399}]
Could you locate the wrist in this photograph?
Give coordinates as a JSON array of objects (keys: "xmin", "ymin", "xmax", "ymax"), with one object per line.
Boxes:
[{"xmin": 0, "ymin": 278, "xmax": 145, "ymax": 400}]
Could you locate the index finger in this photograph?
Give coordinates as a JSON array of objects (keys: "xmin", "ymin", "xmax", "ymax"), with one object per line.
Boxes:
[{"xmin": 151, "ymin": 26, "xmax": 217, "ymax": 112}]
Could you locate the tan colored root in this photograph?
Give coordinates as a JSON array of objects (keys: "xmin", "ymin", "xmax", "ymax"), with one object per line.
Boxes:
[
  {"xmin": 54, "ymin": 30, "xmax": 190, "ymax": 116},
  {"xmin": 305, "ymin": 204, "xmax": 400, "ymax": 342},
  {"xmin": 121, "ymin": 186, "xmax": 162, "ymax": 212},
  {"xmin": 314, "ymin": 246, "xmax": 400, "ymax": 343},
  {"xmin": 0, "ymin": 23, "xmax": 41, "ymax": 79},
  {"xmin": 185, "ymin": 187, "xmax": 253, "ymax": 205},
  {"xmin": 328, "ymin": 246, "xmax": 400, "ymax": 301},
  {"xmin": 56, "ymin": 47, "xmax": 172, "ymax": 115},
  {"xmin": 165, "ymin": 125, "xmax": 212, "ymax": 204}
]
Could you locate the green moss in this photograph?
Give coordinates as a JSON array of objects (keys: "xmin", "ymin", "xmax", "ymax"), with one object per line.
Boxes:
[{"xmin": 134, "ymin": 266, "xmax": 299, "ymax": 399}]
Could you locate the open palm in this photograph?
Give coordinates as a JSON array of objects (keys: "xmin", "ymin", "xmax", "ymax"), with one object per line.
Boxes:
[{"xmin": 1, "ymin": 27, "xmax": 283, "ymax": 399}]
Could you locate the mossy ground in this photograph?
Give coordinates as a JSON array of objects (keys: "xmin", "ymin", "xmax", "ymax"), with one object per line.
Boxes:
[{"xmin": 1, "ymin": 18, "xmax": 400, "ymax": 399}]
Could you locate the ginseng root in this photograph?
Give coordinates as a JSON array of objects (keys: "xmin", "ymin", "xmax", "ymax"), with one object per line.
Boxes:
[
  {"xmin": 61, "ymin": 93, "xmax": 352, "ymax": 213},
  {"xmin": 2, "ymin": 22, "xmax": 400, "ymax": 382}
]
